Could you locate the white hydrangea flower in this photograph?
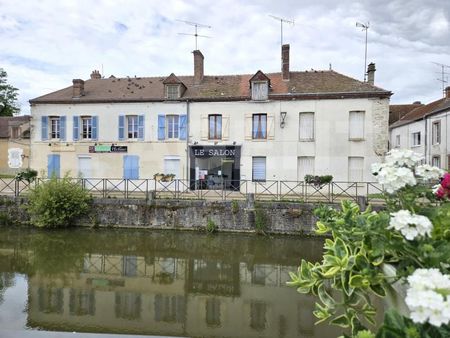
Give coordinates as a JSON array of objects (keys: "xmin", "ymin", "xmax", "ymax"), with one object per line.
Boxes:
[
  {"xmin": 377, "ymin": 166, "xmax": 416, "ymax": 194},
  {"xmin": 389, "ymin": 210, "xmax": 432, "ymax": 240},
  {"xmin": 406, "ymin": 269, "xmax": 450, "ymax": 327},
  {"xmin": 415, "ymin": 164, "xmax": 445, "ymax": 181},
  {"xmin": 385, "ymin": 149, "xmax": 423, "ymax": 168}
]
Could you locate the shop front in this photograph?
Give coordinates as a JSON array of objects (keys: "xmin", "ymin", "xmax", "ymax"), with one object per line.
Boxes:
[{"xmin": 189, "ymin": 145, "xmax": 241, "ymax": 190}]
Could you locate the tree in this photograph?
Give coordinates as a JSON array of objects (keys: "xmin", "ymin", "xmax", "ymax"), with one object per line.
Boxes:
[{"xmin": 0, "ymin": 68, "xmax": 20, "ymax": 116}]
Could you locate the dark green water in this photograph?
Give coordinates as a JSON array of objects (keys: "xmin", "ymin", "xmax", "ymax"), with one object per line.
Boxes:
[{"xmin": 0, "ymin": 228, "xmax": 341, "ymax": 337}]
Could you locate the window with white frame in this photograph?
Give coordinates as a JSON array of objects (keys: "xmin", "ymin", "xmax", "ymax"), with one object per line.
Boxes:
[
  {"xmin": 395, "ymin": 134, "xmax": 401, "ymax": 148},
  {"xmin": 81, "ymin": 117, "xmax": 92, "ymax": 139},
  {"xmin": 299, "ymin": 112, "xmax": 314, "ymax": 141},
  {"xmin": 251, "ymin": 81, "xmax": 268, "ymax": 101},
  {"xmin": 432, "ymin": 156, "xmax": 441, "ymax": 168},
  {"xmin": 127, "ymin": 115, "xmax": 138, "ymax": 139},
  {"xmin": 208, "ymin": 114, "xmax": 222, "ymax": 139},
  {"xmin": 252, "ymin": 114, "xmax": 267, "ymax": 139},
  {"xmin": 349, "ymin": 111, "xmax": 365, "ymax": 140},
  {"xmin": 166, "ymin": 85, "xmax": 180, "ymax": 99},
  {"xmin": 166, "ymin": 115, "xmax": 179, "ymax": 139},
  {"xmin": 252, "ymin": 157, "xmax": 266, "ymax": 182},
  {"xmin": 412, "ymin": 132, "xmax": 421, "ymax": 147},
  {"xmin": 432, "ymin": 121, "xmax": 441, "ymax": 145},
  {"xmin": 298, "ymin": 157, "xmax": 315, "ymax": 181},
  {"xmin": 348, "ymin": 157, "xmax": 364, "ymax": 182},
  {"xmin": 50, "ymin": 117, "xmax": 60, "ymax": 139}
]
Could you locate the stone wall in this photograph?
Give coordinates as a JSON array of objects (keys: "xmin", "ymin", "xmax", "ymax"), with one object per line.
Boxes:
[{"xmin": 0, "ymin": 195, "xmax": 328, "ymax": 235}]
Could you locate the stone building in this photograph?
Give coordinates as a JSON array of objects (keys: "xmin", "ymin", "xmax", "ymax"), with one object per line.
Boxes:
[{"xmin": 0, "ymin": 115, "xmax": 30, "ymax": 175}]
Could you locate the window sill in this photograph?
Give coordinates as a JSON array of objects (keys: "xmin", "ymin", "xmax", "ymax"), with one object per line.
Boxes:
[
  {"xmin": 349, "ymin": 138, "xmax": 365, "ymax": 142},
  {"xmin": 411, "ymin": 145, "xmax": 421, "ymax": 148},
  {"xmin": 299, "ymin": 139, "xmax": 315, "ymax": 142}
]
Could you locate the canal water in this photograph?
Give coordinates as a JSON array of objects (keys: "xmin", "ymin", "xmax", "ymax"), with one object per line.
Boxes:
[{"xmin": 0, "ymin": 228, "xmax": 342, "ymax": 337}]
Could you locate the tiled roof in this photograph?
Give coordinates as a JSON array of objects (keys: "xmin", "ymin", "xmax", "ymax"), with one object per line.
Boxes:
[
  {"xmin": 390, "ymin": 98, "xmax": 450, "ymax": 129},
  {"xmin": 0, "ymin": 116, "xmax": 30, "ymax": 138},
  {"xmin": 389, "ymin": 103, "xmax": 423, "ymax": 124},
  {"xmin": 30, "ymin": 70, "xmax": 391, "ymax": 104}
]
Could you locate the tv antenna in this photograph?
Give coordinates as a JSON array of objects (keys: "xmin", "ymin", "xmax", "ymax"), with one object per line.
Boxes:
[
  {"xmin": 177, "ymin": 20, "xmax": 211, "ymax": 50},
  {"xmin": 356, "ymin": 22, "xmax": 370, "ymax": 82},
  {"xmin": 432, "ymin": 62, "xmax": 450, "ymax": 97},
  {"xmin": 269, "ymin": 15, "xmax": 294, "ymax": 47}
]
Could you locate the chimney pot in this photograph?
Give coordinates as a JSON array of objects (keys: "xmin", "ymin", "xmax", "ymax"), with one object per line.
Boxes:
[
  {"xmin": 367, "ymin": 62, "xmax": 376, "ymax": 85},
  {"xmin": 445, "ymin": 86, "xmax": 450, "ymax": 99},
  {"xmin": 282, "ymin": 44, "xmax": 290, "ymax": 81},
  {"xmin": 193, "ymin": 50, "xmax": 204, "ymax": 84},
  {"xmin": 72, "ymin": 79, "xmax": 85, "ymax": 98},
  {"xmin": 90, "ymin": 70, "xmax": 101, "ymax": 79},
  {"xmin": 413, "ymin": 101, "xmax": 422, "ymax": 105}
]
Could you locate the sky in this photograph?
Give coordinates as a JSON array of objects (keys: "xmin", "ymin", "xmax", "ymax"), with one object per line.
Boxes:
[{"xmin": 0, "ymin": 0, "xmax": 449, "ymax": 114}]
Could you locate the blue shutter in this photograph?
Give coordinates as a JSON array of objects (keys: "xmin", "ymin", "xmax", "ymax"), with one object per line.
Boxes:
[
  {"xmin": 179, "ymin": 114, "xmax": 187, "ymax": 140},
  {"xmin": 92, "ymin": 116, "xmax": 98, "ymax": 140},
  {"xmin": 41, "ymin": 116, "xmax": 48, "ymax": 141},
  {"xmin": 73, "ymin": 116, "xmax": 79, "ymax": 141},
  {"xmin": 158, "ymin": 115, "xmax": 165, "ymax": 140},
  {"xmin": 123, "ymin": 155, "xmax": 139, "ymax": 179},
  {"xmin": 118, "ymin": 115, "xmax": 125, "ymax": 141},
  {"xmin": 47, "ymin": 154, "xmax": 61, "ymax": 178},
  {"xmin": 138, "ymin": 115, "xmax": 144, "ymax": 140},
  {"xmin": 60, "ymin": 116, "xmax": 66, "ymax": 141}
]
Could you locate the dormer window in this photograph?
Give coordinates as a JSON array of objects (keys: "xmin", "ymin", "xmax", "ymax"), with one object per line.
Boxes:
[
  {"xmin": 166, "ymin": 85, "xmax": 180, "ymax": 100},
  {"xmin": 252, "ymin": 81, "xmax": 268, "ymax": 101}
]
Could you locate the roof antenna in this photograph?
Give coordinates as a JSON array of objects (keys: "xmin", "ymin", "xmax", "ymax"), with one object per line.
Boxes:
[
  {"xmin": 432, "ymin": 62, "xmax": 450, "ymax": 97},
  {"xmin": 269, "ymin": 15, "xmax": 294, "ymax": 47},
  {"xmin": 177, "ymin": 20, "xmax": 212, "ymax": 50}
]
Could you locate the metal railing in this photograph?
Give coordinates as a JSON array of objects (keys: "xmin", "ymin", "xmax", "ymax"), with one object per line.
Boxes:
[{"xmin": 0, "ymin": 177, "xmax": 385, "ymax": 203}]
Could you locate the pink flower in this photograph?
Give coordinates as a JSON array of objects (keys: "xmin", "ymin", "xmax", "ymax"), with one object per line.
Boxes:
[
  {"xmin": 436, "ymin": 187, "xmax": 446, "ymax": 199},
  {"xmin": 442, "ymin": 173, "xmax": 450, "ymax": 189}
]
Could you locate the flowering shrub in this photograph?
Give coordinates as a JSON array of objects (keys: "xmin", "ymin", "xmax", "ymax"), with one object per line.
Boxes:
[{"xmin": 289, "ymin": 149, "xmax": 450, "ymax": 337}]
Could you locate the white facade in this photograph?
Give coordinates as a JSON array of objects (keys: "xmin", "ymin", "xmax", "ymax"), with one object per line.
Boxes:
[{"xmin": 30, "ymin": 97, "xmax": 389, "ymax": 182}]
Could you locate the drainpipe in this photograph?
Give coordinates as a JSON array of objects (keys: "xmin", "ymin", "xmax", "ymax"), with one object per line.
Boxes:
[
  {"xmin": 186, "ymin": 100, "xmax": 190, "ymax": 181},
  {"xmin": 424, "ymin": 118, "xmax": 428, "ymax": 164}
]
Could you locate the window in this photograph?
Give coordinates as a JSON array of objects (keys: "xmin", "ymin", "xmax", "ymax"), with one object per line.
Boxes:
[
  {"xmin": 432, "ymin": 156, "xmax": 441, "ymax": 168},
  {"xmin": 115, "ymin": 292, "xmax": 141, "ymax": 320},
  {"xmin": 349, "ymin": 111, "xmax": 365, "ymax": 140},
  {"xmin": 251, "ymin": 81, "xmax": 268, "ymax": 100},
  {"xmin": 395, "ymin": 135, "xmax": 401, "ymax": 148},
  {"xmin": 348, "ymin": 157, "xmax": 364, "ymax": 182},
  {"xmin": 206, "ymin": 298, "xmax": 221, "ymax": 327},
  {"xmin": 252, "ymin": 157, "xmax": 266, "ymax": 182},
  {"xmin": 412, "ymin": 132, "xmax": 421, "ymax": 147},
  {"xmin": 11, "ymin": 127, "xmax": 19, "ymax": 139},
  {"xmin": 298, "ymin": 157, "xmax": 315, "ymax": 181},
  {"xmin": 208, "ymin": 114, "xmax": 222, "ymax": 139},
  {"xmin": 166, "ymin": 85, "xmax": 180, "ymax": 99},
  {"xmin": 154, "ymin": 295, "xmax": 185, "ymax": 323},
  {"xmin": 299, "ymin": 112, "xmax": 314, "ymax": 141},
  {"xmin": 38, "ymin": 287, "xmax": 64, "ymax": 314},
  {"xmin": 69, "ymin": 289, "xmax": 95, "ymax": 316},
  {"xmin": 432, "ymin": 121, "xmax": 441, "ymax": 145},
  {"xmin": 250, "ymin": 301, "xmax": 266, "ymax": 330},
  {"xmin": 82, "ymin": 117, "xmax": 92, "ymax": 139},
  {"xmin": 50, "ymin": 117, "xmax": 60, "ymax": 139},
  {"xmin": 127, "ymin": 116, "xmax": 138, "ymax": 139},
  {"xmin": 166, "ymin": 115, "xmax": 180, "ymax": 139},
  {"xmin": 252, "ymin": 114, "xmax": 267, "ymax": 139}
]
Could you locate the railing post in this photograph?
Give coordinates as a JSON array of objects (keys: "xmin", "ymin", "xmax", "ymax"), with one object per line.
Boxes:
[
  {"xmin": 103, "ymin": 179, "xmax": 106, "ymax": 198},
  {"xmin": 14, "ymin": 179, "xmax": 19, "ymax": 197}
]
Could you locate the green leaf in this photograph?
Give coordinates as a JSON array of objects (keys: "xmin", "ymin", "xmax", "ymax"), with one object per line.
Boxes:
[
  {"xmin": 370, "ymin": 284, "xmax": 386, "ymax": 297},
  {"xmin": 350, "ymin": 274, "xmax": 369, "ymax": 288},
  {"xmin": 330, "ymin": 314, "xmax": 350, "ymax": 328}
]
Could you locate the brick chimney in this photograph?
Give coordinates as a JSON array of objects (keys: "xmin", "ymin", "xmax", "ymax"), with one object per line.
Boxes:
[
  {"xmin": 367, "ymin": 63, "xmax": 376, "ymax": 85},
  {"xmin": 90, "ymin": 70, "xmax": 101, "ymax": 79},
  {"xmin": 193, "ymin": 50, "xmax": 204, "ymax": 84},
  {"xmin": 72, "ymin": 79, "xmax": 85, "ymax": 98},
  {"xmin": 445, "ymin": 86, "xmax": 450, "ymax": 99},
  {"xmin": 282, "ymin": 44, "xmax": 290, "ymax": 81}
]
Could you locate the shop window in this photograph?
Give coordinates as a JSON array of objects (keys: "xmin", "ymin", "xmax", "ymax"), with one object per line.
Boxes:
[
  {"xmin": 252, "ymin": 114, "xmax": 267, "ymax": 139},
  {"xmin": 349, "ymin": 111, "xmax": 365, "ymax": 140},
  {"xmin": 208, "ymin": 114, "xmax": 222, "ymax": 139},
  {"xmin": 252, "ymin": 157, "xmax": 266, "ymax": 182}
]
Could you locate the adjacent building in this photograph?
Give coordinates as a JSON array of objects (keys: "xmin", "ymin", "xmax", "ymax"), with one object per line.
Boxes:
[
  {"xmin": 0, "ymin": 115, "xmax": 30, "ymax": 175},
  {"xmin": 29, "ymin": 45, "xmax": 391, "ymax": 186},
  {"xmin": 390, "ymin": 87, "xmax": 450, "ymax": 169}
]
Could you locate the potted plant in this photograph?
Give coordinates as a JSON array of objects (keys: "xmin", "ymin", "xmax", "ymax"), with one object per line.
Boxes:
[
  {"xmin": 153, "ymin": 173, "xmax": 164, "ymax": 181},
  {"xmin": 161, "ymin": 173, "xmax": 175, "ymax": 182}
]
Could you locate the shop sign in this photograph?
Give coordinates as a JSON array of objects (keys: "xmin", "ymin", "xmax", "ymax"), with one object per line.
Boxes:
[
  {"xmin": 89, "ymin": 145, "xmax": 128, "ymax": 153},
  {"xmin": 191, "ymin": 146, "xmax": 240, "ymax": 158}
]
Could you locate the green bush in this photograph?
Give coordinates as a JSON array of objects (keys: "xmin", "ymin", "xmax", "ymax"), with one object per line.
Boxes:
[
  {"xmin": 206, "ymin": 218, "xmax": 217, "ymax": 233},
  {"xmin": 254, "ymin": 205, "xmax": 268, "ymax": 234},
  {"xmin": 304, "ymin": 174, "xmax": 333, "ymax": 186},
  {"xmin": 15, "ymin": 168, "xmax": 38, "ymax": 183},
  {"xmin": 27, "ymin": 176, "xmax": 92, "ymax": 228}
]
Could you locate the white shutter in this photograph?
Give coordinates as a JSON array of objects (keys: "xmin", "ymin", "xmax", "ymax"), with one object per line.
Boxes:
[
  {"xmin": 222, "ymin": 115, "xmax": 230, "ymax": 140},
  {"xmin": 164, "ymin": 158, "xmax": 180, "ymax": 178},
  {"xmin": 348, "ymin": 157, "xmax": 364, "ymax": 182},
  {"xmin": 267, "ymin": 114, "xmax": 275, "ymax": 139},
  {"xmin": 252, "ymin": 82, "xmax": 268, "ymax": 100},
  {"xmin": 200, "ymin": 115, "xmax": 208, "ymax": 140},
  {"xmin": 252, "ymin": 157, "xmax": 266, "ymax": 181},
  {"xmin": 244, "ymin": 113, "xmax": 253, "ymax": 140},
  {"xmin": 297, "ymin": 157, "xmax": 315, "ymax": 181},
  {"xmin": 299, "ymin": 113, "xmax": 314, "ymax": 141},
  {"xmin": 349, "ymin": 111, "xmax": 365, "ymax": 140}
]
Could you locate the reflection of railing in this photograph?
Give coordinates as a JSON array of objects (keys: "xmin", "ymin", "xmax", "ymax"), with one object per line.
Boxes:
[{"xmin": 0, "ymin": 177, "xmax": 384, "ymax": 202}]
